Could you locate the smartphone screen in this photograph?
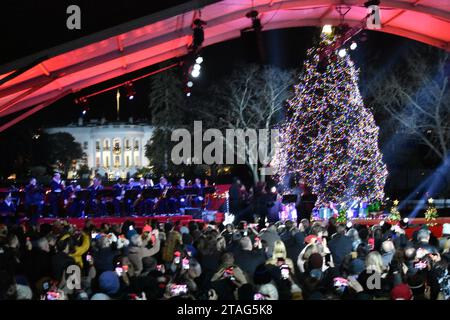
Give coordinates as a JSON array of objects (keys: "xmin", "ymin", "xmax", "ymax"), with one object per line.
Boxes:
[
  {"xmin": 171, "ymin": 284, "xmax": 188, "ymax": 296},
  {"xmin": 182, "ymin": 258, "xmax": 190, "ymax": 270},
  {"xmin": 254, "ymin": 293, "xmax": 266, "ymax": 300},
  {"xmin": 115, "ymin": 267, "xmax": 123, "ymax": 276},
  {"xmin": 280, "ymin": 264, "xmax": 289, "ymax": 279},
  {"xmin": 86, "ymin": 254, "xmax": 92, "ymax": 262},
  {"xmin": 46, "ymin": 291, "xmax": 60, "ymax": 300}
]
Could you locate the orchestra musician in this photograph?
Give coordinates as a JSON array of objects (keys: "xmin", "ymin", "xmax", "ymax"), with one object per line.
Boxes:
[
  {"xmin": 191, "ymin": 178, "xmax": 204, "ymax": 208},
  {"xmin": 63, "ymin": 180, "xmax": 79, "ymax": 217},
  {"xmin": 87, "ymin": 177, "xmax": 104, "ymax": 217},
  {"xmin": 168, "ymin": 178, "xmax": 186, "ymax": 213},
  {"xmin": 154, "ymin": 177, "xmax": 170, "ymax": 214},
  {"xmin": 132, "ymin": 177, "xmax": 148, "ymax": 216},
  {"xmin": 49, "ymin": 173, "xmax": 64, "ymax": 217},
  {"xmin": 0, "ymin": 192, "xmax": 16, "ymax": 222},
  {"xmin": 142, "ymin": 177, "xmax": 157, "ymax": 216},
  {"xmin": 113, "ymin": 177, "xmax": 125, "ymax": 217},
  {"xmin": 124, "ymin": 178, "xmax": 136, "ymax": 216},
  {"xmin": 24, "ymin": 177, "xmax": 44, "ymax": 221}
]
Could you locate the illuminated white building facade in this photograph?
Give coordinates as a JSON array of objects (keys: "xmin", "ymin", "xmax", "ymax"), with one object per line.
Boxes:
[{"xmin": 46, "ymin": 118, "xmax": 153, "ymax": 179}]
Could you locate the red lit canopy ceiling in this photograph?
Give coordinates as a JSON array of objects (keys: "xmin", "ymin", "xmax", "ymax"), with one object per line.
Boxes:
[{"xmin": 0, "ymin": 0, "xmax": 449, "ymax": 125}]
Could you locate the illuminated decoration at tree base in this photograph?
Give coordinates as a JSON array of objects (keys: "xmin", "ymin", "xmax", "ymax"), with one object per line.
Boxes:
[
  {"xmin": 388, "ymin": 199, "xmax": 401, "ymax": 222},
  {"xmin": 273, "ymin": 34, "xmax": 388, "ymax": 209},
  {"xmin": 425, "ymin": 198, "xmax": 439, "ymax": 226}
]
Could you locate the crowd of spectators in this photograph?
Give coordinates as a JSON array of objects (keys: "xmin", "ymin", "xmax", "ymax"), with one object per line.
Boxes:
[{"xmin": 1, "ymin": 214, "xmax": 450, "ymax": 300}]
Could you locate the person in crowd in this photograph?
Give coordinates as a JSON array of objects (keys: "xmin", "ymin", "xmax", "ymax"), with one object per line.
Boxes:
[
  {"xmin": 233, "ymin": 236, "xmax": 266, "ymax": 281},
  {"xmin": 328, "ymin": 224, "xmax": 353, "ymax": 269}
]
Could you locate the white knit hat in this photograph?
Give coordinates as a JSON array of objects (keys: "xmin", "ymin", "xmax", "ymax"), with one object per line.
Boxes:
[
  {"xmin": 258, "ymin": 283, "xmax": 279, "ymax": 300},
  {"xmin": 15, "ymin": 284, "xmax": 33, "ymax": 300}
]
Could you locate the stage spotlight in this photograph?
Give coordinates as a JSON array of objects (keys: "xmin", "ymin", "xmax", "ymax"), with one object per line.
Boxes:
[
  {"xmin": 191, "ymin": 68, "xmax": 200, "ymax": 78},
  {"xmin": 192, "ymin": 19, "xmax": 206, "ymax": 50},
  {"xmin": 82, "ymin": 110, "xmax": 87, "ymax": 115},
  {"xmin": 187, "ymin": 81, "xmax": 193, "ymax": 88},
  {"xmin": 193, "ymin": 63, "xmax": 201, "ymax": 71},
  {"xmin": 400, "ymin": 217, "xmax": 410, "ymax": 229},
  {"xmin": 338, "ymin": 48, "xmax": 347, "ymax": 57},
  {"xmin": 245, "ymin": 10, "xmax": 262, "ymax": 31},
  {"xmin": 322, "ymin": 25, "xmax": 333, "ymax": 35},
  {"xmin": 350, "ymin": 42, "xmax": 357, "ymax": 50},
  {"xmin": 125, "ymin": 82, "xmax": 136, "ymax": 100},
  {"xmin": 186, "ymin": 92, "xmax": 191, "ymax": 97},
  {"xmin": 346, "ymin": 221, "xmax": 353, "ymax": 228},
  {"xmin": 195, "ymin": 56, "xmax": 203, "ymax": 64}
]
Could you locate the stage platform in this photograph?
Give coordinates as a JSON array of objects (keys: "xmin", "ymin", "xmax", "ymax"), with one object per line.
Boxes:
[{"xmin": 37, "ymin": 212, "xmax": 225, "ymax": 229}]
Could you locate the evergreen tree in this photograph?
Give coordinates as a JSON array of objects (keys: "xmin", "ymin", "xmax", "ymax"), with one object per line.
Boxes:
[{"xmin": 274, "ymin": 35, "xmax": 388, "ymax": 208}]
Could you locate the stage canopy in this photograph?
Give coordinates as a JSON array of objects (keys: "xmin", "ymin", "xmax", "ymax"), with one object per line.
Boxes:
[{"xmin": 0, "ymin": 0, "xmax": 449, "ymax": 130}]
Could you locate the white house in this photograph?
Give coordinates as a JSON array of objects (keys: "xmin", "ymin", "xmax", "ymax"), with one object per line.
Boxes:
[{"xmin": 45, "ymin": 117, "xmax": 154, "ymax": 179}]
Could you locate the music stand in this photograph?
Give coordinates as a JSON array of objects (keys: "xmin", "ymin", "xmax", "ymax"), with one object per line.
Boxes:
[
  {"xmin": 141, "ymin": 188, "xmax": 162, "ymax": 199},
  {"xmin": 282, "ymin": 194, "xmax": 298, "ymax": 205},
  {"xmin": 204, "ymin": 186, "xmax": 216, "ymax": 194},
  {"xmin": 97, "ymin": 189, "xmax": 114, "ymax": 200}
]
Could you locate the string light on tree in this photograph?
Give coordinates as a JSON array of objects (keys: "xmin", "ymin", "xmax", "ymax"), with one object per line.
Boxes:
[{"xmin": 273, "ymin": 34, "xmax": 388, "ymax": 209}]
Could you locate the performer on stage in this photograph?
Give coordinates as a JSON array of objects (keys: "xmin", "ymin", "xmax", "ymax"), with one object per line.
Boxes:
[
  {"xmin": 87, "ymin": 177, "xmax": 104, "ymax": 217},
  {"xmin": 113, "ymin": 178, "xmax": 125, "ymax": 217},
  {"xmin": 191, "ymin": 177, "xmax": 204, "ymax": 208},
  {"xmin": 24, "ymin": 177, "xmax": 44, "ymax": 222},
  {"xmin": 49, "ymin": 173, "xmax": 64, "ymax": 217},
  {"xmin": 154, "ymin": 177, "xmax": 170, "ymax": 214},
  {"xmin": 0, "ymin": 192, "xmax": 16, "ymax": 223},
  {"xmin": 169, "ymin": 178, "xmax": 186, "ymax": 212}
]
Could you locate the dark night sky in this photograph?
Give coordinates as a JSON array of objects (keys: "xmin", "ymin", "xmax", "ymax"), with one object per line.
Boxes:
[
  {"xmin": 0, "ymin": 1, "xmax": 417, "ymax": 125},
  {"xmin": 0, "ymin": 0, "xmax": 416, "ymax": 130}
]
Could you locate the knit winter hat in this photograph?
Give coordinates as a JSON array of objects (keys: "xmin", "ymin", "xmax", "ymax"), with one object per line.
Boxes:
[
  {"xmin": 258, "ymin": 283, "xmax": 279, "ymax": 300},
  {"xmin": 91, "ymin": 293, "xmax": 111, "ymax": 300},
  {"xmin": 99, "ymin": 271, "xmax": 120, "ymax": 295},
  {"xmin": 179, "ymin": 226, "xmax": 190, "ymax": 234},
  {"xmin": 15, "ymin": 284, "xmax": 33, "ymax": 300},
  {"xmin": 391, "ymin": 283, "xmax": 413, "ymax": 300},
  {"xmin": 126, "ymin": 228, "xmax": 138, "ymax": 240}
]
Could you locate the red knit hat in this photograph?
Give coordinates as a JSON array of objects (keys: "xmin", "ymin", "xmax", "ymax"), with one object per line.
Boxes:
[
  {"xmin": 304, "ymin": 235, "xmax": 318, "ymax": 244},
  {"xmin": 143, "ymin": 224, "xmax": 152, "ymax": 233},
  {"xmin": 391, "ymin": 283, "xmax": 413, "ymax": 300}
]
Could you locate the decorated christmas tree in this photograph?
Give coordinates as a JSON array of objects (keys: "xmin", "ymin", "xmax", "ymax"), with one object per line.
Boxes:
[
  {"xmin": 274, "ymin": 34, "xmax": 388, "ymax": 209},
  {"xmin": 389, "ymin": 199, "xmax": 401, "ymax": 222},
  {"xmin": 425, "ymin": 198, "xmax": 438, "ymax": 226}
]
